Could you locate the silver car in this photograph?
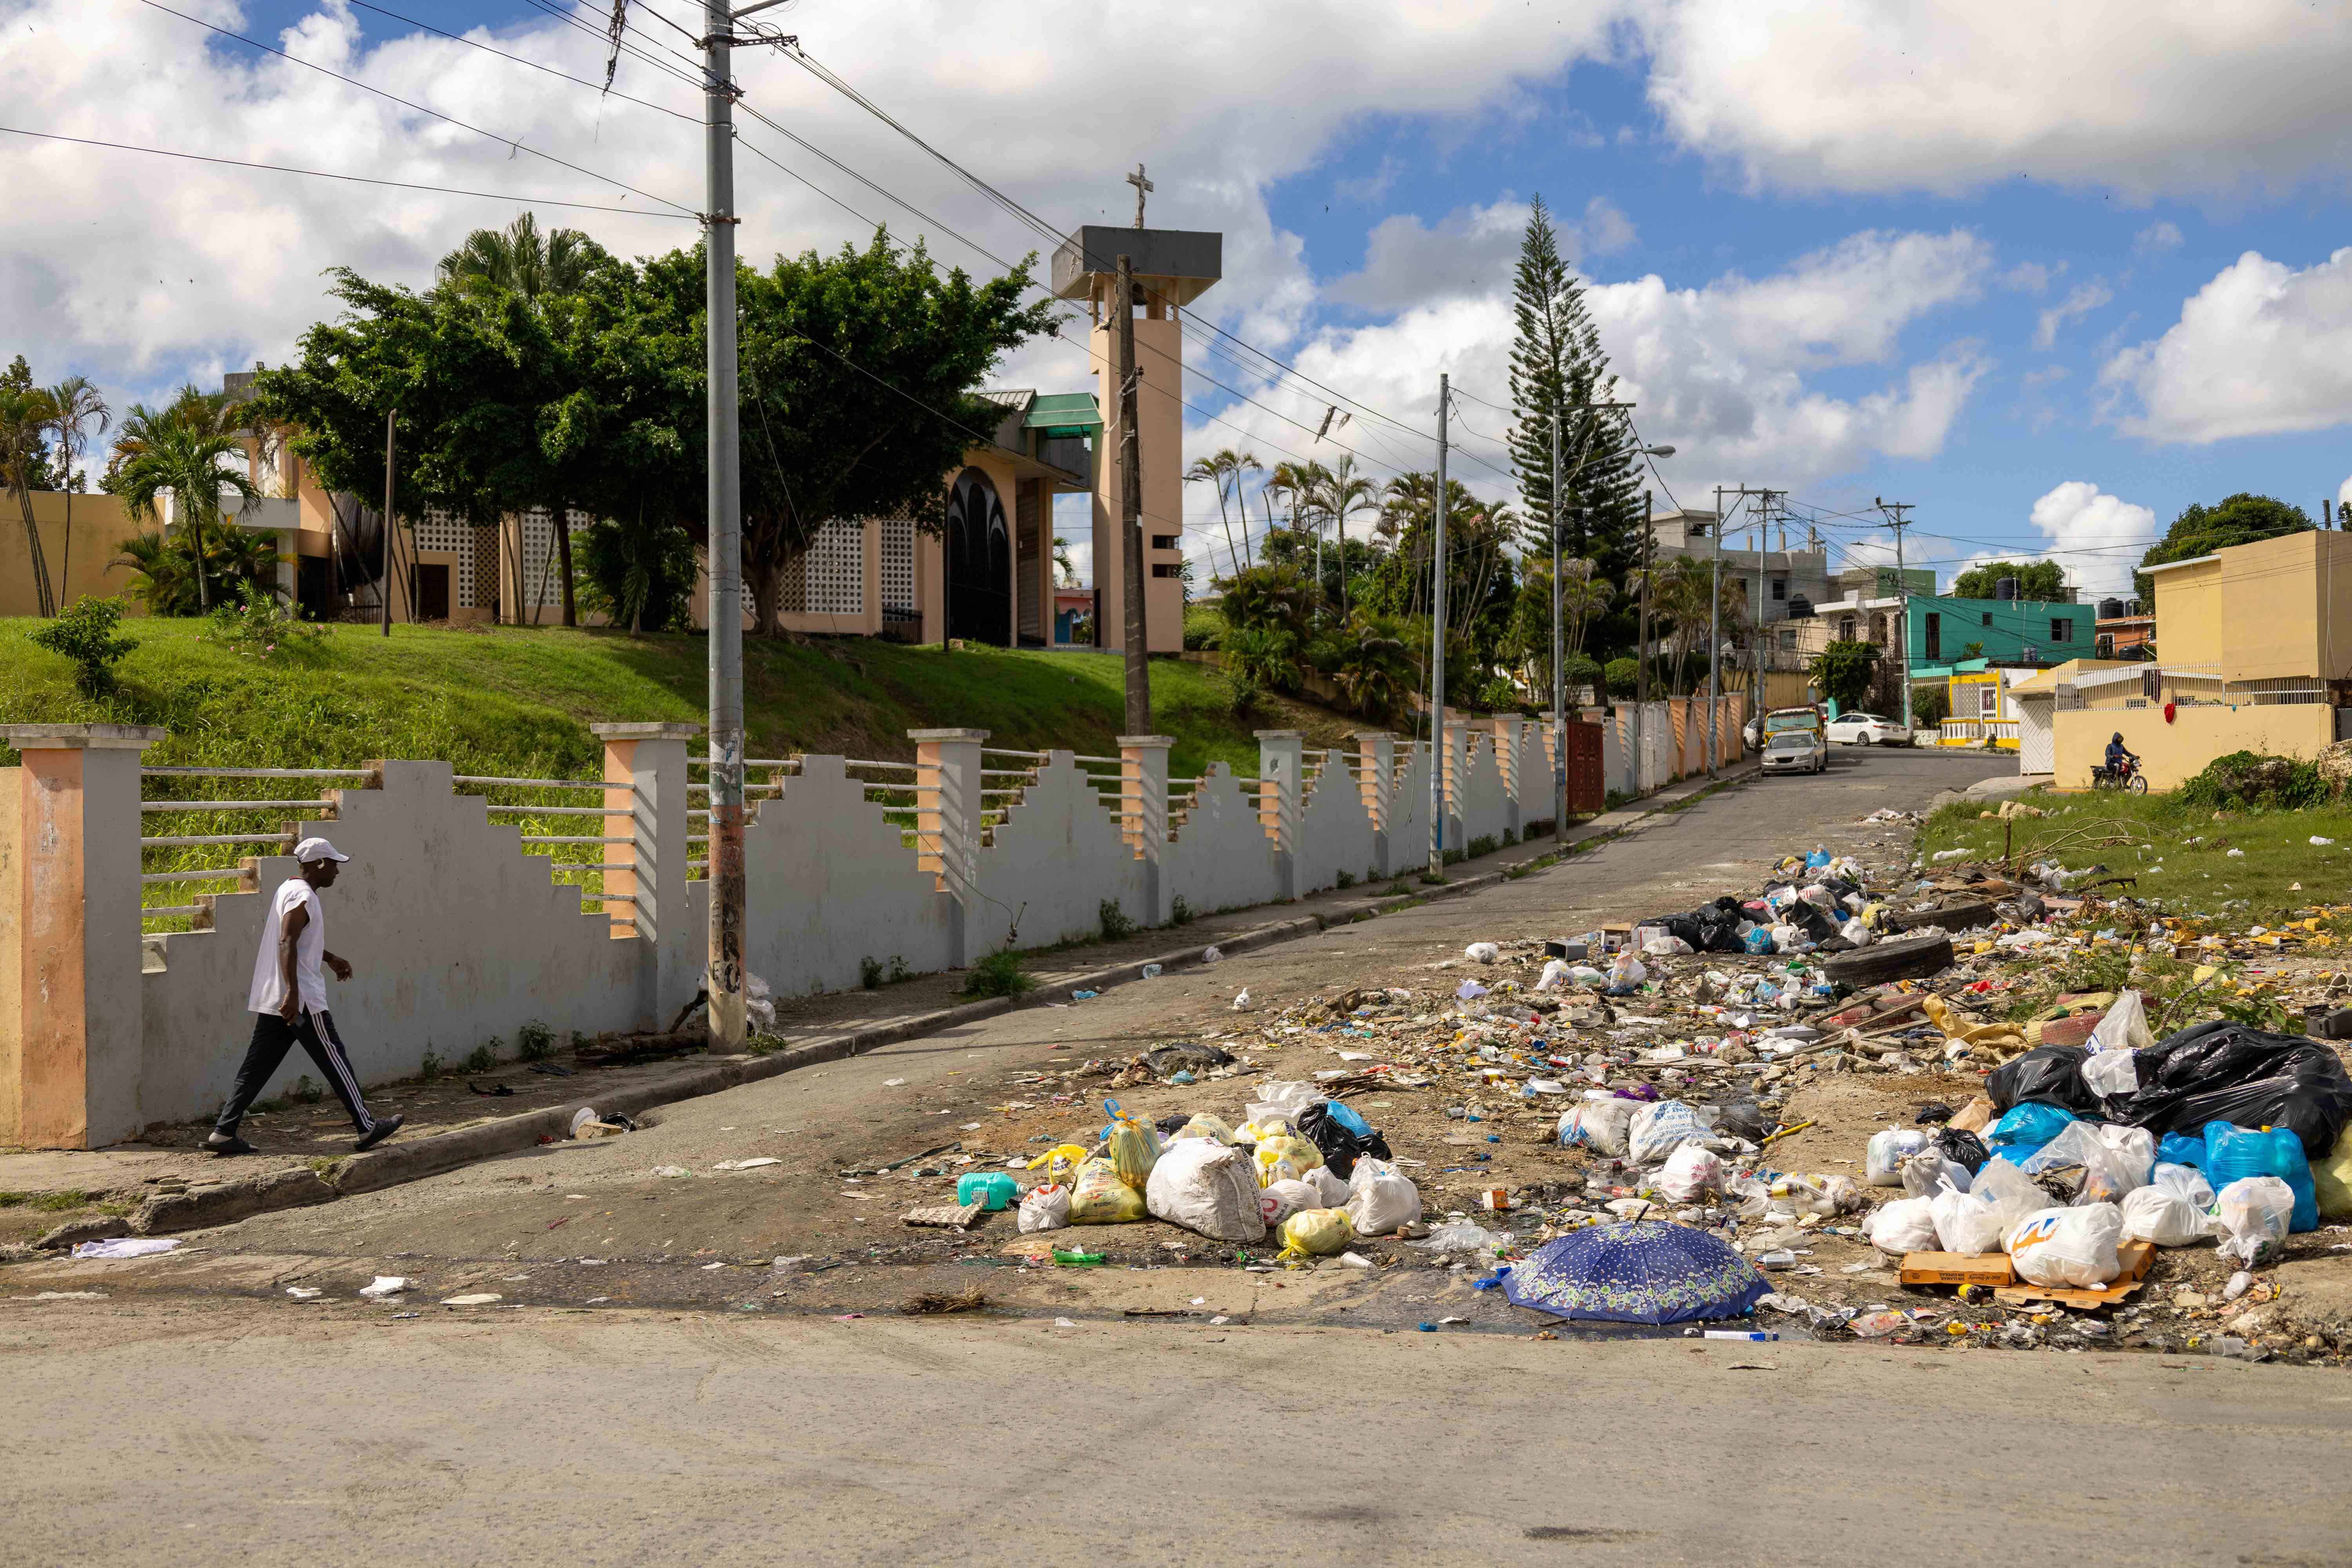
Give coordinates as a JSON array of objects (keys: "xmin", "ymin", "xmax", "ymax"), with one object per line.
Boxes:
[{"xmin": 1761, "ymin": 728, "xmax": 1827, "ymax": 775}]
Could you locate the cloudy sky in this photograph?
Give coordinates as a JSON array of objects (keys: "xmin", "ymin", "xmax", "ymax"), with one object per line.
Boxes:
[{"xmin": 7, "ymin": 0, "xmax": 2352, "ymax": 598}]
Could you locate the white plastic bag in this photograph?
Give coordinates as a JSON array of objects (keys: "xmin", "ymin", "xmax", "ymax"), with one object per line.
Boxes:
[
  {"xmin": 1628, "ymin": 1100, "xmax": 1709, "ymax": 1164},
  {"xmin": 2213, "ymin": 1175, "xmax": 2294, "ymax": 1266},
  {"xmin": 1557, "ymin": 1096, "xmax": 1639, "ymax": 1156},
  {"xmin": 1016, "ymin": 1182, "xmax": 1071, "ymax": 1234},
  {"xmin": 2092, "ymin": 1123, "xmax": 2156, "ymax": 1187},
  {"xmin": 1930, "ymin": 1178, "xmax": 2006, "ymax": 1256},
  {"xmin": 2087, "ymin": 989, "xmax": 2154, "ymax": 1055},
  {"xmin": 1968, "ymin": 1158, "xmax": 2046, "ymax": 1238},
  {"xmin": 1245, "ymin": 1081, "xmax": 1321, "ymax": 1127},
  {"xmin": 1606, "ymin": 953, "xmax": 1649, "ymax": 990},
  {"xmin": 1258, "ymin": 1178, "xmax": 1319, "ymax": 1230},
  {"xmin": 1656, "ymin": 1143, "xmax": 1724, "ymax": 1202},
  {"xmin": 1900, "ymin": 1148, "xmax": 1972, "ymax": 1198},
  {"xmin": 1144, "ymin": 1138, "xmax": 1267, "ymax": 1243},
  {"xmin": 1535, "ymin": 958, "xmax": 1572, "ymax": 992},
  {"xmin": 1465, "ymin": 942, "xmax": 1500, "ymax": 963},
  {"xmin": 1302, "ymin": 1163, "xmax": 1351, "ymax": 1209},
  {"xmin": 1643, "ymin": 933, "xmax": 1695, "ymax": 956},
  {"xmin": 2005, "ymin": 1202, "xmax": 2125, "ymax": 1287},
  {"xmin": 2152, "ymin": 1160, "xmax": 2214, "ymax": 1210},
  {"xmin": 1838, "ymin": 916, "xmax": 1875, "ymax": 947},
  {"xmin": 1343, "ymin": 1156, "xmax": 1423, "ymax": 1236},
  {"xmin": 2082, "ymin": 1046, "xmax": 2139, "ymax": 1100},
  {"xmin": 1866, "ymin": 1126, "xmax": 1929, "ymax": 1187},
  {"xmin": 2020, "ymin": 1122, "xmax": 2147, "ymax": 1205},
  {"xmin": 2118, "ymin": 1182, "xmax": 2212, "ymax": 1248},
  {"xmin": 1864, "ymin": 1196, "xmax": 1940, "ymax": 1255}
]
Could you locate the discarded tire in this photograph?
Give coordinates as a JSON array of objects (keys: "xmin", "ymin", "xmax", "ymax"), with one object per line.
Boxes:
[
  {"xmin": 1822, "ymin": 932, "xmax": 1955, "ymax": 987},
  {"xmin": 1884, "ymin": 900, "xmax": 1994, "ymax": 935}
]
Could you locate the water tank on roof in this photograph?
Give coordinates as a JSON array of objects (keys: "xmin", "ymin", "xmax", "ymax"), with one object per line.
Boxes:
[
  {"xmin": 2127, "ymin": 597, "xmax": 2143, "ymax": 616},
  {"xmin": 1995, "ymin": 576, "xmax": 2019, "ymax": 601},
  {"xmin": 2097, "ymin": 597, "xmax": 2124, "ymax": 621},
  {"xmin": 1786, "ymin": 594, "xmax": 1815, "ymax": 619}
]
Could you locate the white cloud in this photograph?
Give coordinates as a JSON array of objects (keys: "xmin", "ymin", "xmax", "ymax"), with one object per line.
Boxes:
[
  {"xmin": 2020, "ymin": 365, "xmax": 2069, "ymax": 388},
  {"xmin": 1184, "ymin": 227, "xmax": 1993, "ymax": 541},
  {"xmin": 2033, "ymin": 281, "xmax": 2113, "ymax": 350},
  {"xmin": 2026, "ymin": 480, "xmax": 2158, "ymax": 597},
  {"xmin": 1636, "ymin": 0, "xmax": 2352, "ymax": 199},
  {"xmin": 2100, "ymin": 248, "xmax": 2352, "ymax": 443},
  {"xmin": 2135, "ymin": 221, "xmax": 2185, "ymax": 254},
  {"xmin": 1325, "ymin": 194, "xmax": 1637, "ymax": 313},
  {"xmin": 1999, "ymin": 261, "xmax": 2060, "ymax": 295},
  {"xmin": 2336, "ymin": 475, "xmax": 2352, "ymax": 511},
  {"xmin": 0, "ymin": 0, "xmax": 1632, "ymax": 423}
]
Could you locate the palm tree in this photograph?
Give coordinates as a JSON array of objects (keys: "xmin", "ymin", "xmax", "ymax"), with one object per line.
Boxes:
[
  {"xmin": 1184, "ymin": 454, "xmax": 1243, "ymax": 578},
  {"xmin": 116, "ymin": 422, "xmax": 260, "ymax": 611},
  {"xmin": 1319, "ymin": 455, "xmax": 1379, "ymax": 614},
  {"xmin": 0, "ymin": 382, "xmax": 59, "ymax": 615},
  {"xmin": 435, "ymin": 212, "xmax": 613, "ymax": 626},
  {"xmin": 1051, "ymin": 534, "xmax": 1076, "ymax": 586},
  {"xmin": 44, "ymin": 376, "xmax": 109, "ymax": 599},
  {"xmin": 435, "ymin": 212, "xmax": 611, "ymax": 301}
]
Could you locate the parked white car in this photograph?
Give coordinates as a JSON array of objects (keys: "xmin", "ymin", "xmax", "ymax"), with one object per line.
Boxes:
[
  {"xmin": 1825, "ymin": 711, "xmax": 1914, "ymax": 747},
  {"xmin": 1760, "ymin": 727, "xmax": 1828, "ymax": 775}
]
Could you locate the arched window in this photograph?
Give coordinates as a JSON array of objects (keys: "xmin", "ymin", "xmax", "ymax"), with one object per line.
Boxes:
[{"xmin": 944, "ymin": 468, "xmax": 1011, "ymax": 645}]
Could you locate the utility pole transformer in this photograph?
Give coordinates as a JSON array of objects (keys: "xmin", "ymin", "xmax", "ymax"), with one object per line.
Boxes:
[
  {"xmin": 1117, "ymin": 254, "xmax": 1151, "ymax": 737},
  {"xmin": 702, "ymin": 0, "xmax": 747, "ymax": 1051},
  {"xmin": 1428, "ymin": 373, "xmax": 1448, "ymax": 880}
]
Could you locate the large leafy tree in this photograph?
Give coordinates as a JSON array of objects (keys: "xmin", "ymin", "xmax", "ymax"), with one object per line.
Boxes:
[
  {"xmin": 733, "ymin": 230, "xmax": 1058, "ymax": 637},
  {"xmin": 1505, "ymin": 196, "xmax": 1642, "ymax": 655},
  {"xmin": 2134, "ymin": 493, "xmax": 2314, "ymax": 603},
  {"xmin": 1950, "ymin": 558, "xmax": 2069, "ymax": 601}
]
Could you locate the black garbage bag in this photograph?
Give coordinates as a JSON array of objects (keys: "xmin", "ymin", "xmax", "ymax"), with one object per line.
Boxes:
[
  {"xmin": 1987, "ymin": 1044, "xmax": 2100, "ymax": 1116},
  {"xmin": 1935, "ymin": 1126, "xmax": 1991, "ymax": 1175},
  {"xmin": 1714, "ymin": 1099, "xmax": 1772, "ymax": 1142},
  {"xmin": 1788, "ymin": 899, "xmax": 1843, "ymax": 945},
  {"xmin": 1663, "ymin": 897, "xmax": 1748, "ymax": 954},
  {"xmin": 2112, "ymin": 1020, "xmax": 2352, "ymax": 1159},
  {"xmin": 1296, "ymin": 1099, "xmax": 1392, "ymax": 1180}
]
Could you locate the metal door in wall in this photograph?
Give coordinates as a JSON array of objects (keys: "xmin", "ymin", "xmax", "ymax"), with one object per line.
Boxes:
[
  {"xmin": 944, "ymin": 468, "xmax": 1010, "ymax": 646},
  {"xmin": 1564, "ymin": 720, "xmax": 1604, "ymax": 815}
]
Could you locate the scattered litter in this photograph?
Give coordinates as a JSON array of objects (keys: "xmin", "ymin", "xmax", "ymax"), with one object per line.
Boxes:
[
  {"xmin": 713, "ymin": 1157, "xmax": 782, "ymax": 1171},
  {"xmin": 70, "ymin": 1238, "xmax": 180, "ymax": 1260},
  {"xmin": 285, "ymin": 1286, "xmax": 323, "ymax": 1299},
  {"xmin": 358, "ymin": 1276, "xmax": 409, "ymax": 1298},
  {"xmin": 439, "ymin": 1293, "xmax": 502, "ymax": 1306}
]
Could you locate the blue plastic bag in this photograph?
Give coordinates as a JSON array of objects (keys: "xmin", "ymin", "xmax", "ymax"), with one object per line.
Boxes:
[
  {"xmin": 1743, "ymin": 926, "xmax": 1778, "ymax": 955},
  {"xmin": 1806, "ymin": 847, "xmax": 1831, "ymax": 868},
  {"xmin": 2156, "ymin": 1131, "xmax": 2207, "ymax": 1171},
  {"xmin": 2203, "ymin": 1120, "xmax": 2318, "ymax": 1232},
  {"xmin": 1986, "ymin": 1102, "xmax": 2076, "ymax": 1165}
]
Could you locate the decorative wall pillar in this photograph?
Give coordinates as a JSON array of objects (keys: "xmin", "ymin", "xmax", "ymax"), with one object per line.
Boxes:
[
  {"xmin": 1118, "ymin": 734, "xmax": 1172, "ymax": 924},
  {"xmin": 1440, "ymin": 709, "xmax": 1468, "ymax": 853},
  {"xmin": 0, "ymin": 723, "xmax": 164, "ymax": 1149},
  {"xmin": 595, "ymin": 721, "xmax": 700, "ymax": 1031},
  {"xmin": 1352, "ymin": 731, "xmax": 1395, "ymax": 877},
  {"xmin": 911, "ymin": 728, "xmax": 988, "ymax": 965},
  {"xmin": 1485, "ymin": 713, "xmax": 1524, "ymax": 838},
  {"xmin": 1256, "ymin": 729, "xmax": 1304, "ymax": 899}
]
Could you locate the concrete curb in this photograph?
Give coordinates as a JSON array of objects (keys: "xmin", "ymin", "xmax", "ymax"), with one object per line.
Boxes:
[{"xmin": 112, "ymin": 764, "xmax": 1757, "ymax": 1239}]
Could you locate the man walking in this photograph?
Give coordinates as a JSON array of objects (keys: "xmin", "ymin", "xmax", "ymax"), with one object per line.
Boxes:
[{"xmin": 203, "ymin": 837, "xmax": 403, "ymax": 1156}]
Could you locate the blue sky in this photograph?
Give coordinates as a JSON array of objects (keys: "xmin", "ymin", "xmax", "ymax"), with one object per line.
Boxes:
[{"xmin": 8, "ymin": 0, "xmax": 2351, "ymax": 597}]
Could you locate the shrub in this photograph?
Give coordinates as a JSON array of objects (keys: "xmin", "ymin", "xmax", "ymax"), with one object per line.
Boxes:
[
  {"xmin": 290, "ymin": 1074, "xmax": 323, "ymax": 1105},
  {"xmin": 418, "ymin": 1051, "xmax": 443, "ymax": 1083},
  {"xmin": 960, "ymin": 949, "xmax": 1033, "ymax": 998},
  {"xmin": 1169, "ymin": 895, "xmax": 1194, "ymax": 926},
  {"xmin": 1221, "ymin": 668, "xmax": 1263, "ymax": 717},
  {"xmin": 887, "ymin": 954, "xmax": 911, "ymax": 984},
  {"xmin": 1466, "ymin": 834, "xmax": 1499, "ymax": 858},
  {"xmin": 204, "ymin": 578, "xmax": 324, "ymax": 663},
  {"xmin": 860, "ymin": 955, "xmax": 884, "ymax": 990},
  {"xmin": 1222, "ymin": 623, "xmax": 1302, "ymax": 693},
  {"xmin": 1604, "ymin": 657, "xmax": 1639, "ymax": 698},
  {"xmin": 1098, "ymin": 898, "xmax": 1137, "ymax": 941},
  {"xmin": 2180, "ymin": 750, "xmax": 2331, "ymax": 810},
  {"xmin": 1182, "ymin": 602, "xmax": 1226, "ymax": 651},
  {"xmin": 1334, "ymin": 869, "xmax": 1355, "ymax": 889},
  {"xmin": 461, "ymin": 1041, "xmax": 499, "ymax": 1074},
  {"xmin": 515, "ymin": 1020, "xmax": 555, "ymax": 1062},
  {"xmin": 28, "ymin": 596, "xmax": 138, "ymax": 697},
  {"xmin": 577, "ymin": 517, "xmax": 699, "ymax": 633}
]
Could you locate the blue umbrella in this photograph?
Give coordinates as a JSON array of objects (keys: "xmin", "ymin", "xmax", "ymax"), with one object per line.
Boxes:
[{"xmin": 1501, "ymin": 1220, "xmax": 1769, "ymax": 1325}]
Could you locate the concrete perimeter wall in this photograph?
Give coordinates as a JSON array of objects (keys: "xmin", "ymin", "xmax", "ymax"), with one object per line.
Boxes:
[{"xmin": 2053, "ymin": 704, "xmax": 2337, "ymax": 792}]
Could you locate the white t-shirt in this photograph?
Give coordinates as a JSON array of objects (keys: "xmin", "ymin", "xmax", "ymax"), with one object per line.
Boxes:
[{"xmin": 248, "ymin": 878, "xmax": 328, "ymax": 1016}]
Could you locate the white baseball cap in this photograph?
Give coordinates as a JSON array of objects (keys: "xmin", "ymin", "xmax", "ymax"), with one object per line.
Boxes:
[{"xmin": 293, "ymin": 837, "xmax": 350, "ymax": 864}]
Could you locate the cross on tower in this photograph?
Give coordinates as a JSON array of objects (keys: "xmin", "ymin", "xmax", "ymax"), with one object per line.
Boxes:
[{"xmin": 1126, "ymin": 162, "xmax": 1152, "ymax": 229}]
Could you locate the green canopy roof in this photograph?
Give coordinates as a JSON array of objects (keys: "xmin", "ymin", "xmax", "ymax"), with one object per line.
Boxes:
[{"xmin": 1025, "ymin": 392, "xmax": 1101, "ymax": 436}]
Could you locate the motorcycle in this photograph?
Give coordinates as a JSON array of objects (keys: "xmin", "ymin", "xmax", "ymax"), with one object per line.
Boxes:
[{"xmin": 2090, "ymin": 756, "xmax": 2147, "ymax": 794}]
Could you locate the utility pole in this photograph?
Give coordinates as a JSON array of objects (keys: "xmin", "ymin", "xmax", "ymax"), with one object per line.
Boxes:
[
  {"xmin": 1549, "ymin": 414, "xmax": 1565, "ymax": 841},
  {"xmin": 1428, "ymin": 373, "xmax": 1448, "ymax": 880},
  {"xmin": 1877, "ymin": 497, "xmax": 1915, "ymax": 737},
  {"xmin": 379, "ymin": 410, "xmax": 395, "ymax": 638},
  {"xmin": 1706, "ymin": 487, "xmax": 1725, "ymax": 780},
  {"xmin": 1634, "ymin": 490, "xmax": 1652, "ymax": 793},
  {"xmin": 701, "ymin": 0, "xmax": 748, "ymax": 1051},
  {"xmin": 1116, "ymin": 254, "xmax": 1151, "ymax": 736}
]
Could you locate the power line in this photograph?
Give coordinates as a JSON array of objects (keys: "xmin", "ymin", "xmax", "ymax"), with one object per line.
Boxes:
[
  {"xmin": 134, "ymin": 0, "xmax": 700, "ymax": 217},
  {"xmin": 343, "ymin": 0, "xmax": 701, "ymax": 123},
  {"xmin": 0, "ymin": 125, "xmax": 695, "ymax": 220}
]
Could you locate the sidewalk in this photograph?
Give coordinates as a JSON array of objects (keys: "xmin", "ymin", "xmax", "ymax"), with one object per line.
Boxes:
[{"xmin": 0, "ymin": 760, "xmax": 1756, "ymax": 1245}]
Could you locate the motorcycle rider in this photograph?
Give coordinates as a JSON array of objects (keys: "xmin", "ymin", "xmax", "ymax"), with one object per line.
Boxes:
[{"xmin": 2104, "ymin": 731, "xmax": 2140, "ymax": 779}]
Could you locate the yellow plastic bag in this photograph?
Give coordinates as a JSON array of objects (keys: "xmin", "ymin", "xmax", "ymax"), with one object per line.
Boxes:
[
  {"xmin": 1068, "ymin": 1157, "xmax": 1147, "ymax": 1224},
  {"xmin": 1235, "ymin": 1117, "xmax": 1294, "ymax": 1146},
  {"xmin": 1922, "ymin": 995, "xmax": 2025, "ymax": 1053},
  {"xmin": 1026, "ymin": 1142, "xmax": 1091, "ymax": 1186},
  {"xmin": 1253, "ymin": 1135, "xmax": 1324, "ymax": 1189},
  {"xmin": 2314, "ymin": 1125, "xmax": 2352, "ymax": 1223},
  {"xmin": 1103, "ymin": 1098, "xmax": 1160, "ymax": 1191},
  {"xmin": 1277, "ymin": 1207, "xmax": 1354, "ymax": 1258},
  {"xmin": 1174, "ymin": 1113, "xmax": 1238, "ymax": 1145}
]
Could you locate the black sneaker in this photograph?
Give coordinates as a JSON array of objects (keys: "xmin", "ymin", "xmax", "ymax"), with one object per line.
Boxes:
[
  {"xmin": 203, "ymin": 1134, "xmax": 258, "ymax": 1157},
  {"xmin": 353, "ymin": 1114, "xmax": 404, "ymax": 1152}
]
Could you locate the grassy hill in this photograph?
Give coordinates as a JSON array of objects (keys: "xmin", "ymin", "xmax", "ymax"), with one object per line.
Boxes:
[{"xmin": 0, "ymin": 617, "xmax": 1367, "ymax": 780}]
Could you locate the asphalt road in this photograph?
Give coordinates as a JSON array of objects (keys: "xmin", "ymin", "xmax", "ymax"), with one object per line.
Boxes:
[
  {"xmin": 1, "ymin": 1294, "xmax": 2346, "ymax": 1566},
  {"xmin": 196, "ymin": 746, "xmax": 2013, "ymax": 1282}
]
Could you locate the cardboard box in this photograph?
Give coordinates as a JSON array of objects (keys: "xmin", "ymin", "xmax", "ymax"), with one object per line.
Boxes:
[
  {"xmin": 1900, "ymin": 1250, "xmax": 2016, "ymax": 1288},
  {"xmin": 1994, "ymin": 1239, "xmax": 2156, "ymax": 1308}
]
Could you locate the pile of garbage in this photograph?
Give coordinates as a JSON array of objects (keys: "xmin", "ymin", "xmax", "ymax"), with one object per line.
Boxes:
[{"xmin": 983, "ymin": 1086, "xmax": 1425, "ymax": 1262}]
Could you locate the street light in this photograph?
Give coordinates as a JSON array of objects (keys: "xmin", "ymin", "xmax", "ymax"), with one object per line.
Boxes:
[{"xmin": 1641, "ymin": 445, "xmax": 1675, "ymax": 458}]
